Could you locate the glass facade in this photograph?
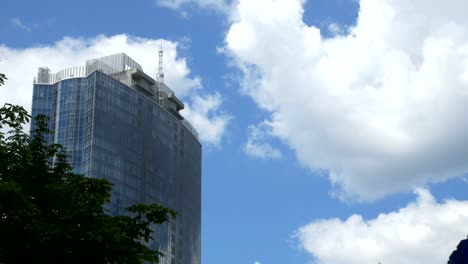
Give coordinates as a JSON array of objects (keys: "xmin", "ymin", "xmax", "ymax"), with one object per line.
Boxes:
[{"xmin": 31, "ymin": 55, "xmax": 201, "ymax": 264}]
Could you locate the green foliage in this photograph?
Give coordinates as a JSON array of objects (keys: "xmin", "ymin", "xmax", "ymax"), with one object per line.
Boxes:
[{"xmin": 0, "ymin": 73, "xmax": 176, "ymax": 263}]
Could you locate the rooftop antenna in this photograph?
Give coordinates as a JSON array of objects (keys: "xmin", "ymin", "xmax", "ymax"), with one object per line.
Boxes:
[
  {"xmin": 157, "ymin": 41, "xmax": 164, "ymax": 105},
  {"xmin": 157, "ymin": 41, "xmax": 164, "ymax": 83}
]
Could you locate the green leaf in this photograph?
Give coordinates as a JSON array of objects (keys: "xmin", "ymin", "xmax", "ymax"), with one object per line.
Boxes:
[{"xmin": 0, "ymin": 102, "xmax": 173, "ymax": 264}]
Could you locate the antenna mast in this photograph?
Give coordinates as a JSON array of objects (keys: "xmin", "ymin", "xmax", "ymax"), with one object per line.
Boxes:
[
  {"xmin": 158, "ymin": 42, "xmax": 164, "ymax": 83},
  {"xmin": 157, "ymin": 41, "xmax": 164, "ymax": 105}
]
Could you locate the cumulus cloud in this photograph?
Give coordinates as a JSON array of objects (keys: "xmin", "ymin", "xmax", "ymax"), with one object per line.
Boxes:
[
  {"xmin": 0, "ymin": 34, "xmax": 229, "ymax": 145},
  {"xmin": 225, "ymin": 0, "xmax": 468, "ymax": 200},
  {"xmin": 244, "ymin": 122, "xmax": 282, "ymax": 159},
  {"xmin": 182, "ymin": 92, "xmax": 231, "ymax": 145},
  {"xmin": 327, "ymin": 23, "xmax": 343, "ymax": 36},
  {"xmin": 296, "ymin": 189, "xmax": 468, "ymax": 264}
]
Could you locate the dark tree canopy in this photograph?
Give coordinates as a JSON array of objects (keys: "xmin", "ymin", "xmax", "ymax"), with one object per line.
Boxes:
[
  {"xmin": 448, "ymin": 237, "xmax": 468, "ymax": 264},
  {"xmin": 0, "ymin": 73, "xmax": 176, "ymax": 264},
  {"xmin": 0, "ymin": 72, "xmax": 5, "ymax": 86},
  {"xmin": 0, "ymin": 60, "xmax": 7, "ymax": 86},
  {"xmin": 0, "ymin": 60, "xmax": 5, "ymax": 86}
]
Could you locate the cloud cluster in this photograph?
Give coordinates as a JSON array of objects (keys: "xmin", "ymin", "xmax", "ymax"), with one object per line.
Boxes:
[
  {"xmin": 183, "ymin": 92, "xmax": 231, "ymax": 146},
  {"xmin": 244, "ymin": 122, "xmax": 281, "ymax": 159},
  {"xmin": 296, "ymin": 189, "xmax": 468, "ymax": 264},
  {"xmin": 0, "ymin": 34, "xmax": 229, "ymax": 145},
  {"xmin": 225, "ymin": 0, "xmax": 468, "ymax": 200}
]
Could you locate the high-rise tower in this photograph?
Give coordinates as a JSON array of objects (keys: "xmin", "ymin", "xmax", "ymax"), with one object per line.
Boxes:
[{"xmin": 31, "ymin": 53, "xmax": 201, "ymax": 264}]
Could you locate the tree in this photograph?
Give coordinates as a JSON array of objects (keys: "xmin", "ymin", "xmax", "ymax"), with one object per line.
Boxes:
[
  {"xmin": 0, "ymin": 60, "xmax": 5, "ymax": 86},
  {"xmin": 0, "ymin": 74, "xmax": 177, "ymax": 263},
  {"xmin": 448, "ymin": 237, "xmax": 468, "ymax": 264},
  {"xmin": 0, "ymin": 72, "xmax": 5, "ymax": 86}
]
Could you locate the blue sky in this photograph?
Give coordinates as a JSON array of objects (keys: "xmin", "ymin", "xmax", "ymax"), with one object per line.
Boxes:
[{"xmin": 2, "ymin": 0, "xmax": 468, "ymax": 263}]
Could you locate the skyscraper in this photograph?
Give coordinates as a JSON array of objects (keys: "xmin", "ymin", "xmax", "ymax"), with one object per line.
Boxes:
[{"xmin": 31, "ymin": 53, "xmax": 201, "ymax": 264}]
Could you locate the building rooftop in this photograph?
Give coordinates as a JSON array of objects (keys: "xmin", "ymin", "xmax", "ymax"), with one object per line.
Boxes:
[{"xmin": 34, "ymin": 53, "xmax": 198, "ymax": 140}]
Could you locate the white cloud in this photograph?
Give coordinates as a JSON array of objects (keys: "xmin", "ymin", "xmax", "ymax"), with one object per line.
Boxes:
[
  {"xmin": 244, "ymin": 122, "xmax": 282, "ymax": 159},
  {"xmin": 156, "ymin": 0, "xmax": 230, "ymax": 13},
  {"xmin": 296, "ymin": 189, "xmax": 468, "ymax": 264},
  {"xmin": 182, "ymin": 92, "xmax": 231, "ymax": 146},
  {"xmin": 11, "ymin": 18, "xmax": 31, "ymax": 32},
  {"xmin": 327, "ymin": 23, "xmax": 342, "ymax": 36},
  {"xmin": 0, "ymin": 34, "xmax": 229, "ymax": 145},
  {"xmin": 224, "ymin": 0, "xmax": 468, "ymax": 200},
  {"xmin": 254, "ymin": 261, "xmax": 261, "ymax": 264}
]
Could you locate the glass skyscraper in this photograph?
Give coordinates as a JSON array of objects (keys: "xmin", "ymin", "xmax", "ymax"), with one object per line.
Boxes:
[{"xmin": 31, "ymin": 53, "xmax": 201, "ymax": 264}]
